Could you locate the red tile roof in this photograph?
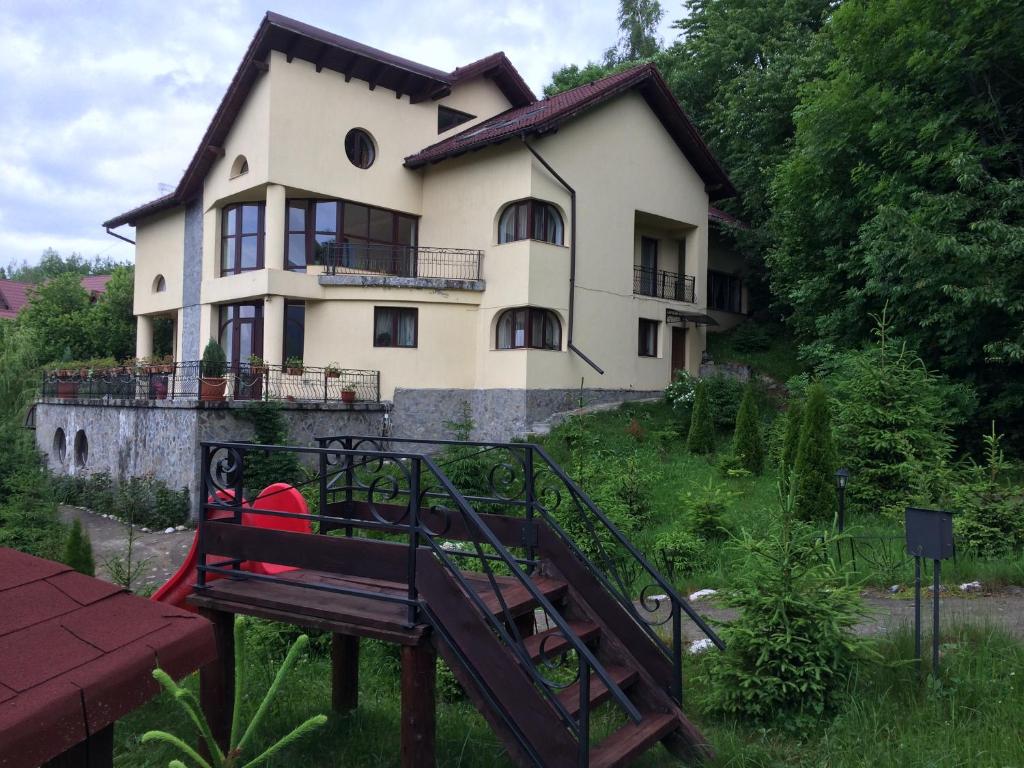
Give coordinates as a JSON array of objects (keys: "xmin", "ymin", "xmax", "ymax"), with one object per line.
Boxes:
[
  {"xmin": 709, "ymin": 206, "xmax": 749, "ymax": 229},
  {"xmin": 404, "ymin": 63, "xmax": 736, "ymax": 200},
  {"xmin": 0, "ymin": 276, "xmax": 112, "ymax": 320},
  {"xmin": 0, "ymin": 547, "xmax": 215, "ymax": 768},
  {"xmin": 80, "ymin": 274, "xmax": 113, "ymax": 294}
]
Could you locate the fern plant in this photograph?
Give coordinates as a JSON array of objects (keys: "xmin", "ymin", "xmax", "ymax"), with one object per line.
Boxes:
[{"xmin": 142, "ymin": 616, "xmax": 327, "ymax": 768}]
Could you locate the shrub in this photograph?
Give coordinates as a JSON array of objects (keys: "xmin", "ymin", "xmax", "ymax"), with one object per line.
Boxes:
[
  {"xmin": 686, "ymin": 380, "xmax": 715, "ymax": 454},
  {"xmin": 952, "ymin": 425, "xmax": 1024, "ymax": 557},
  {"xmin": 732, "ymin": 382, "xmax": 765, "ymax": 474},
  {"xmin": 680, "ymin": 478, "xmax": 736, "ymax": 542},
  {"xmin": 827, "ymin": 312, "xmax": 967, "ymax": 517},
  {"xmin": 625, "ymin": 417, "xmax": 646, "ymax": 442},
  {"xmin": 730, "ymin": 322, "xmax": 773, "ymax": 353},
  {"xmin": 116, "ymin": 476, "xmax": 190, "ymax": 529},
  {"xmin": 241, "ymin": 402, "xmax": 303, "ymax": 496},
  {"xmin": 778, "ymin": 397, "xmax": 803, "ymax": 492},
  {"xmin": 654, "ymin": 529, "xmax": 707, "ymax": 580},
  {"xmin": 664, "ymin": 370, "xmax": 697, "ymax": 411},
  {"xmin": 63, "ymin": 518, "xmax": 94, "ymax": 576},
  {"xmin": 792, "ymin": 383, "xmax": 838, "ymax": 522},
  {"xmin": 704, "ymin": 494, "xmax": 870, "ymax": 726},
  {"xmin": 0, "ymin": 496, "xmax": 66, "ymax": 560},
  {"xmin": 200, "ymin": 338, "xmax": 227, "ymax": 377},
  {"xmin": 704, "ymin": 375, "xmax": 746, "ymax": 430}
]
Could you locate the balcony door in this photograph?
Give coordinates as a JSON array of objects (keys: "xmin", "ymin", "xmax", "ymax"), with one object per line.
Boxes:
[
  {"xmin": 219, "ymin": 303, "xmax": 264, "ymax": 400},
  {"xmin": 640, "ymin": 236, "xmax": 658, "ymax": 296}
]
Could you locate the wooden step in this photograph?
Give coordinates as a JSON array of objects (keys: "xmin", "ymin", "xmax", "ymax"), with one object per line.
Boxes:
[
  {"xmin": 522, "ymin": 621, "xmax": 601, "ymax": 663},
  {"xmin": 589, "ymin": 713, "xmax": 679, "ymax": 768},
  {"xmin": 462, "ymin": 573, "xmax": 568, "ymax": 618},
  {"xmin": 556, "ymin": 665, "xmax": 638, "ymax": 718}
]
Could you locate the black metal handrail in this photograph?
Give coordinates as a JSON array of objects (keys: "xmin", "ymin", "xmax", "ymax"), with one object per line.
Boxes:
[
  {"xmin": 317, "ymin": 434, "xmax": 725, "ymax": 706},
  {"xmin": 41, "ymin": 362, "xmax": 380, "ymax": 404},
  {"xmin": 633, "ymin": 266, "xmax": 695, "ymax": 302},
  {"xmin": 197, "ymin": 439, "xmax": 641, "ymax": 765},
  {"xmin": 321, "ymin": 243, "xmax": 483, "ymax": 281}
]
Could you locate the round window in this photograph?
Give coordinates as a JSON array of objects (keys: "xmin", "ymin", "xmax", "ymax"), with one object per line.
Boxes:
[
  {"xmin": 74, "ymin": 429, "xmax": 88, "ymax": 468},
  {"xmin": 345, "ymin": 128, "xmax": 376, "ymax": 169},
  {"xmin": 53, "ymin": 428, "xmax": 66, "ymax": 463}
]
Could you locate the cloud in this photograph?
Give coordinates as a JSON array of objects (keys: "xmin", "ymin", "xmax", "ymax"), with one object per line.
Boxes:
[{"xmin": 0, "ymin": 0, "xmax": 679, "ymax": 268}]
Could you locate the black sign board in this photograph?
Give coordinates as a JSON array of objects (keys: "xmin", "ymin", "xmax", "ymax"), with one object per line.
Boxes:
[{"xmin": 904, "ymin": 507, "xmax": 954, "ymax": 561}]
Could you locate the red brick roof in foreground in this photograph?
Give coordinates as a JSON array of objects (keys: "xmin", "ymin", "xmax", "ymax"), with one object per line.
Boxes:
[
  {"xmin": 404, "ymin": 63, "xmax": 736, "ymax": 201},
  {"xmin": 0, "ymin": 547, "xmax": 215, "ymax": 768}
]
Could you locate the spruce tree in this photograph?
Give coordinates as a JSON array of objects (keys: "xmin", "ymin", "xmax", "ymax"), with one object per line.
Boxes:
[
  {"xmin": 792, "ymin": 383, "xmax": 838, "ymax": 522},
  {"xmin": 63, "ymin": 518, "xmax": 95, "ymax": 576},
  {"xmin": 732, "ymin": 382, "xmax": 764, "ymax": 474},
  {"xmin": 686, "ymin": 379, "xmax": 716, "ymax": 454},
  {"xmin": 779, "ymin": 397, "xmax": 803, "ymax": 492}
]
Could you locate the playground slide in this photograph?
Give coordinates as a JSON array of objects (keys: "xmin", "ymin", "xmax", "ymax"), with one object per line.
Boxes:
[{"xmin": 151, "ymin": 485, "xmax": 311, "ymax": 610}]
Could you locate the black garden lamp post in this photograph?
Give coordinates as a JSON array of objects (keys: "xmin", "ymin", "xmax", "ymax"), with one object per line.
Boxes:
[{"xmin": 835, "ymin": 467, "xmax": 850, "ymax": 532}]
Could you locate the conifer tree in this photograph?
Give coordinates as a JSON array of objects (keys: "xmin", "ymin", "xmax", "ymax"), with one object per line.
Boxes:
[
  {"xmin": 792, "ymin": 383, "xmax": 838, "ymax": 522},
  {"xmin": 63, "ymin": 518, "xmax": 95, "ymax": 576},
  {"xmin": 779, "ymin": 397, "xmax": 803, "ymax": 491},
  {"xmin": 732, "ymin": 382, "xmax": 764, "ymax": 474},
  {"xmin": 686, "ymin": 379, "xmax": 716, "ymax": 454}
]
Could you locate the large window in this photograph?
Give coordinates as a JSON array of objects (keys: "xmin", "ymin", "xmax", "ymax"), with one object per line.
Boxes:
[
  {"xmin": 286, "ymin": 198, "xmax": 418, "ymax": 272},
  {"xmin": 374, "ymin": 307, "xmax": 418, "ymax": 348},
  {"xmin": 496, "ymin": 308, "xmax": 561, "ymax": 350},
  {"xmin": 708, "ymin": 270, "xmax": 742, "ymax": 313},
  {"xmin": 221, "ymin": 203, "xmax": 264, "ymax": 275},
  {"xmin": 219, "ymin": 303, "xmax": 263, "ymax": 366},
  {"xmin": 638, "ymin": 318, "xmax": 659, "ymax": 357},
  {"xmin": 498, "ymin": 200, "xmax": 564, "ymax": 245},
  {"xmin": 284, "ymin": 301, "xmax": 305, "ymax": 362}
]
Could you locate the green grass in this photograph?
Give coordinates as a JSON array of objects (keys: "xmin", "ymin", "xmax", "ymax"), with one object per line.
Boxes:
[{"xmin": 706, "ymin": 322, "xmax": 806, "ymax": 382}]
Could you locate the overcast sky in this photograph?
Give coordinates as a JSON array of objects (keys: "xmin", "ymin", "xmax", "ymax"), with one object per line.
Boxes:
[{"xmin": 0, "ymin": 1, "xmax": 684, "ymax": 269}]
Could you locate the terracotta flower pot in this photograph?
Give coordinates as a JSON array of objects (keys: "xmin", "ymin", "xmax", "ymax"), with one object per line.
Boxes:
[
  {"xmin": 56, "ymin": 381, "xmax": 79, "ymax": 399},
  {"xmin": 199, "ymin": 377, "xmax": 227, "ymax": 401},
  {"xmin": 341, "ymin": 390, "xmax": 356, "ymax": 403},
  {"xmin": 286, "ymin": 367, "xmax": 304, "ymax": 376}
]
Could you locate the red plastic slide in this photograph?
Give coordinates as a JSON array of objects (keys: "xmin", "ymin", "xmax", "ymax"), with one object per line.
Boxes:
[{"xmin": 151, "ymin": 485, "xmax": 311, "ymax": 610}]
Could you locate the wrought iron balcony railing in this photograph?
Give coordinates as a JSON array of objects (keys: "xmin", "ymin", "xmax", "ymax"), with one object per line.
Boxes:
[
  {"xmin": 42, "ymin": 362, "xmax": 380, "ymax": 405},
  {"xmin": 321, "ymin": 243, "xmax": 483, "ymax": 281},
  {"xmin": 633, "ymin": 266, "xmax": 695, "ymax": 302}
]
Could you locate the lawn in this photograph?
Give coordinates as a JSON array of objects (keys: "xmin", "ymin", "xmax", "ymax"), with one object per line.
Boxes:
[{"xmin": 705, "ymin": 323, "xmax": 806, "ymax": 383}]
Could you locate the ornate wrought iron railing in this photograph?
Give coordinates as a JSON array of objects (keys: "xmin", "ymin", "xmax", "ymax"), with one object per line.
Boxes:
[
  {"xmin": 198, "ymin": 438, "xmax": 642, "ymax": 765},
  {"xmin": 321, "ymin": 243, "xmax": 483, "ymax": 281},
  {"xmin": 315, "ymin": 434, "xmax": 725, "ymax": 705},
  {"xmin": 633, "ymin": 266, "xmax": 696, "ymax": 302},
  {"xmin": 41, "ymin": 362, "xmax": 380, "ymax": 404}
]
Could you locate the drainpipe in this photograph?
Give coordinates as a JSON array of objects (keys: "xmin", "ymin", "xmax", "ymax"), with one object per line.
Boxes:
[
  {"xmin": 521, "ymin": 136, "xmax": 604, "ymax": 375},
  {"xmin": 104, "ymin": 227, "xmax": 135, "ymax": 246}
]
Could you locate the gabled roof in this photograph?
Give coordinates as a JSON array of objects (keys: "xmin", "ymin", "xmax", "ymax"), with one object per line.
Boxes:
[
  {"xmin": 104, "ymin": 13, "xmax": 536, "ymax": 229},
  {"xmin": 404, "ymin": 63, "xmax": 736, "ymax": 201},
  {"xmin": 80, "ymin": 274, "xmax": 113, "ymax": 294},
  {"xmin": 0, "ymin": 276, "xmax": 113, "ymax": 320},
  {"xmin": 709, "ymin": 206, "xmax": 749, "ymax": 229}
]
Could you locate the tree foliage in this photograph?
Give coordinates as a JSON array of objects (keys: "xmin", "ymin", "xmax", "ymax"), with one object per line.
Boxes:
[
  {"xmin": 686, "ymin": 379, "xmax": 715, "ymax": 454},
  {"xmin": 1, "ymin": 249, "xmax": 123, "ymax": 283},
  {"xmin": 63, "ymin": 519, "xmax": 95, "ymax": 576},
  {"xmin": 606, "ymin": 0, "xmax": 664, "ymax": 63},
  {"xmin": 791, "ymin": 383, "xmax": 837, "ymax": 522},
  {"xmin": 779, "ymin": 397, "xmax": 803, "ymax": 491},
  {"xmin": 732, "ymin": 382, "xmax": 765, "ymax": 474}
]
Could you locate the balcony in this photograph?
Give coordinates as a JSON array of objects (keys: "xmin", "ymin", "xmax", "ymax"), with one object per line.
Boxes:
[
  {"xmin": 633, "ymin": 266, "xmax": 695, "ymax": 303},
  {"xmin": 319, "ymin": 243, "xmax": 484, "ymax": 291},
  {"xmin": 41, "ymin": 363, "xmax": 380, "ymax": 405}
]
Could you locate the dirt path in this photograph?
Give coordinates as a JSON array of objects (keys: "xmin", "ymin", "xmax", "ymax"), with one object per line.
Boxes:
[{"xmin": 58, "ymin": 505, "xmax": 193, "ymax": 592}]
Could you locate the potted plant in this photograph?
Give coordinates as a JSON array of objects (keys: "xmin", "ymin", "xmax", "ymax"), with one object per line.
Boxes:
[
  {"xmin": 50, "ymin": 363, "xmax": 79, "ymax": 398},
  {"xmin": 199, "ymin": 340, "xmax": 228, "ymax": 401},
  {"xmin": 249, "ymin": 354, "xmax": 267, "ymax": 376},
  {"xmin": 154, "ymin": 354, "xmax": 174, "ymax": 375},
  {"xmin": 324, "ymin": 363, "xmax": 341, "ymax": 379},
  {"xmin": 285, "ymin": 356, "xmax": 304, "ymax": 376},
  {"xmin": 341, "ymin": 384, "xmax": 357, "ymax": 404}
]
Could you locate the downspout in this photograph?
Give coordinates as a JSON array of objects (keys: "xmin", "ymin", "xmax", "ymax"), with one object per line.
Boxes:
[
  {"xmin": 521, "ymin": 136, "xmax": 604, "ymax": 375},
  {"xmin": 104, "ymin": 227, "xmax": 135, "ymax": 246}
]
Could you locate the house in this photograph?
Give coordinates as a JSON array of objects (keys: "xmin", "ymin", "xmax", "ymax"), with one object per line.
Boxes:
[
  {"xmin": 706, "ymin": 206, "xmax": 751, "ymax": 331},
  {"xmin": 0, "ymin": 275, "xmax": 112, "ymax": 319},
  {"xmin": 100, "ymin": 12, "xmax": 737, "ymax": 439}
]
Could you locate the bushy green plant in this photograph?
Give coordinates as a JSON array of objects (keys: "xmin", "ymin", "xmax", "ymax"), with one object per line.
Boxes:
[
  {"xmin": 62, "ymin": 518, "xmax": 94, "ymax": 576},
  {"xmin": 686, "ymin": 380, "xmax": 715, "ymax": 454},
  {"xmin": 704, "ymin": 375, "xmax": 746, "ymax": 430},
  {"xmin": 436, "ymin": 401, "xmax": 493, "ymax": 499},
  {"xmin": 241, "ymin": 402, "xmax": 303, "ymax": 496},
  {"xmin": 201, "ymin": 339, "xmax": 227, "ymax": 377},
  {"xmin": 792, "ymin": 383, "xmax": 838, "ymax": 522},
  {"xmin": 704, "ymin": 493, "xmax": 870, "ymax": 726},
  {"xmin": 664, "ymin": 369, "xmax": 697, "ymax": 411},
  {"xmin": 828, "ymin": 312, "xmax": 967, "ymax": 517},
  {"xmin": 653, "ymin": 528, "xmax": 708, "ymax": 581},
  {"xmin": 952, "ymin": 424, "xmax": 1024, "ymax": 557},
  {"xmin": 730, "ymin": 322, "xmax": 773, "ymax": 353},
  {"xmin": 680, "ymin": 478, "xmax": 736, "ymax": 542},
  {"xmin": 778, "ymin": 397, "xmax": 803, "ymax": 492},
  {"xmin": 732, "ymin": 382, "xmax": 765, "ymax": 474},
  {"xmin": 143, "ymin": 616, "xmax": 326, "ymax": 768}
]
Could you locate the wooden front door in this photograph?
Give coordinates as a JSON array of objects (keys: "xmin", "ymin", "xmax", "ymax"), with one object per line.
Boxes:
[{"xmin": 671, "ymin": 327, "xmax": 687, "ymax": 380}]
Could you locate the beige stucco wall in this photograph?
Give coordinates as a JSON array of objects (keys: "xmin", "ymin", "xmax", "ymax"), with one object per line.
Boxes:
[{"xmin": 133, "ymin": 208, "xmax": 185, "ymax": 317}]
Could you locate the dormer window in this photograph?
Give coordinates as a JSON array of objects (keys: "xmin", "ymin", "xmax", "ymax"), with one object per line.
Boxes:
[
  {"xmin": 230, "ymin": 154, "xmax": 249, "ymax": 178},
  {"xmin": 498, "ymin": 199, "xmax": 564, "ymax": 245},
  {"xmin": 438, "ymin": 105, "xmax": 475, "ymax": 134}
]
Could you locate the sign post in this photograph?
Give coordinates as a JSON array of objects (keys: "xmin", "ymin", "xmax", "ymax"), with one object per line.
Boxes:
[{"xmin": 904, "ymin": 507, "xmax": 955, "ymax": 678}]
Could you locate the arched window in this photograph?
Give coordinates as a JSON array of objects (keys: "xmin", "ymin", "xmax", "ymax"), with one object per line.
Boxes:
[
  {"xmin": 498, "ymin": 200, "xmax": 564, "ymax": 245},
  {"xmin": 153, "ymin": 274, "xmax": 166, "ymax": 293},
  {"xmin": 53, "ymin": 428, "xmax": 66, "ymax": 463},
  {"xmin": 345, "ymin": 128, "xmax": 376, "ymax": 169},
  {"xmin": 496, "ymin": 308, "xmax": 561, "ymax": 350},
  {"xmin": 230, "ymin": 154, "xmax": 249, "ymax": 178},
  {"xmin": 74, "ymin": 429, "xmax": 88, "ymax": 468}
]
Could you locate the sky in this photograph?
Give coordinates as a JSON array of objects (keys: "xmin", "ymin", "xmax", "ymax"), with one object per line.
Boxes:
[{"xmin": 0, "ymin": 0, "xmax": 684, "ymax": 269}]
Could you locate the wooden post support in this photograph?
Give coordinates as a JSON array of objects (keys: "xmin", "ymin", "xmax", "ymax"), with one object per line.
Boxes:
[
  {"xmin": 331, "ymin": 633, "xmax": 360, "ymax": 712},
  {"xmin": 400, "ymin": 643, "xmax": 436, "ymax": 768},
  {"xmin": 42, "ymin": 724, "xmax": 113, "ymax": 768},
  {"xmin": 199, "ymin": 608, "xmax": 235, "ymax": 752}
]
